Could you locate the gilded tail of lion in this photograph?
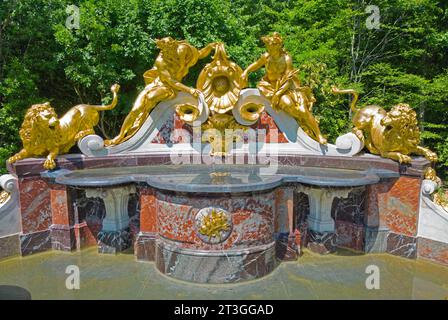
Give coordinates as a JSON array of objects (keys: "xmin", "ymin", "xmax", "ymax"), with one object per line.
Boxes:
[
  {"xmin": 331, "ymin": 86, "xmax": 359, "ymax": 113},
  {"xmin": 92, "ymin": 84, "xmax": 120, "ymax": 111}
]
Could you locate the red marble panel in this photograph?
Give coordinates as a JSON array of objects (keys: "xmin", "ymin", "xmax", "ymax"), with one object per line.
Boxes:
[
  {"xmin": 140, "ymin": 188, "xmax": 157, "ymax": 233},
  {"xmin": 151, "ymin": 111, "xmax": 289, "ymax": 145},
  {"xmin": 417, "ymin": 237, "xmax": 448, "ymax": 266},
  {"xmin": 366, "ymin": 182, "xmax": 389, "ymax": 228},
  {"xmin": 274, "ymin": 188, "xmax": 283, "ymax": 233},
  {"xmin": 151, "ymin": 113, "xmax": 191, "ymax": 144},
  {"xmin": 157, "ymin": 199, "xmax": 198, "ymax": 243},
  {"xmin": 50, "ymin": 226, "xmax": 76, "ymax": 251},
  {"xmin": 295, "ymin": 223, "xmax": 308, "ymax": 250},
  {"xmin": 84, "ymin": 212, "xmax": 103, "ymax": 243},
  {"xmin": 252, "ymin": 112, "xmax": 289, "ymax": 143},
  {"xmin": 366, "ymin": 177, "xmax": 421, "ymax": 237},
  {"xmin": 74, "ymin": 222, "xmax": 97, "ymax": 249},
  {"xmin": 156, "ymin": 191, "xmax": 275, "ymax": 250},
  {"xmin": 274, "ymin": 187, "xmax": 294, "ymax": 233},
  {"xmin": 335, "ymin": 220, "xmax": 365, "ymax": 252},
  {"xmin": 18, "ymin": 177, "xmax": 52, "ymax": 234},
  {"xmin": 50, "ymin": 185, "xmax": 72, "ymax": 226}
]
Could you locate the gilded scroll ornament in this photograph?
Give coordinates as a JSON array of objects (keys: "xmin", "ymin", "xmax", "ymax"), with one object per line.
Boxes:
[
  {"xmin": 239, "ymin": 102, "xmax": 265, "ymax": 122},
  {"xmin": 241, "ymin": 32, "xmax": 327, "ymax": 144},
  {"xmin": 424, "ymin": 167, "xmax": 448, "ymax": 211},
  {"xmin": 175, "ymin": 103, "xmax": 200, "ymax": 123},
  {"xmin": 8, "ymin": 84, "xmax": 120, "ymax": 170},
  {"xmin": 332, "ymin": 87, "xmax": 438, "ymax": 164},
  {"xmin": 0, "ymin": 191, "xmax": 10, "ymax": 204},
  {"xmin": 424, "ymin": 167, "xmax": 441, "ymax": 184}
]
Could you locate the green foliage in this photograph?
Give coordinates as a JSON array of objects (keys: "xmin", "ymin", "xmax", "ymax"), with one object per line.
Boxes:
[{"xmin": 0, "ymin": 0, "xmax": 447, "ymax": 179}]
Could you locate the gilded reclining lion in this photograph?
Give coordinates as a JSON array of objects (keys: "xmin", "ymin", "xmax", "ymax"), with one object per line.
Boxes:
[
  {"xmin": 332, "ymin": 87, "xmax": 437, "ymax": 164},
  {"xmin": 8, "ymin": 84, "xmax": 120, "ymax": 170}
]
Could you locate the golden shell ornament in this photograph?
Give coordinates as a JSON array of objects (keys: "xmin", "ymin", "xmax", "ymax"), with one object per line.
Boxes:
[{"xmin": 196, "ymin": 43, "xmax": 243, "ymax": 114}]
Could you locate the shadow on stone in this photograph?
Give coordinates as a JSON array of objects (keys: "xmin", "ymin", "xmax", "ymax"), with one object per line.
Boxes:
[
  {"xmin": 97, "ymin": 229, "xmax": 132, "ymax": 254},
  {"xmin": 332, "ymin": 247, "xmax": 365, "ymax": 256},
  {"xmin": 0, "ymin": 285, "xmax": 32, "ymax": 300},
  {"xmin": 275, "ymin": 233, "xmax": 299, "ymax": 261}
]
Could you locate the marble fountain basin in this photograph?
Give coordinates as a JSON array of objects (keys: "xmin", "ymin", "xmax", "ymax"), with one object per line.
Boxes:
[
  {"xmin": 46, "ymin": 165, "xmax": 397, "ymax": 284},
  {"xmin": 52, "ymin": 164, "xmax": 394, "ymax": 190}
]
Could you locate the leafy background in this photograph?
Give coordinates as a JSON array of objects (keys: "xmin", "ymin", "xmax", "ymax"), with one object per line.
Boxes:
[{"xmin": 0, "ymin": 0, "xmax": 447, "ymax": 181}]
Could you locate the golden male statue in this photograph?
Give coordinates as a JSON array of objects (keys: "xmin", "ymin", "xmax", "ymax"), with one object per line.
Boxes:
[
  {"xmin": 241, "ymin": 32, "xmax": 327, "ymax": 144},
  {"xmin": 8, "ymin": 84, "xmax": 120, "ymax": 170},
  {"xmin": 332, "ymin": 87, "xmax": 438, "ymax": 164},
  {"xmin": 105, "ymin": 38, "xmax": 217, "ymax": 146}
]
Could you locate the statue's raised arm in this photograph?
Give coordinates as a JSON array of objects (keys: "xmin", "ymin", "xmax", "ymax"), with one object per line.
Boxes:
[{"xmin": 241, "ymin": 54, "xmax": 267, "ymax": 87}]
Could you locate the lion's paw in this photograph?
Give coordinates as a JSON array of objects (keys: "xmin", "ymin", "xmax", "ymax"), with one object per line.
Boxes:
[
  {"xmin": 8, "ymin": 156, "xmax": 19, "ymax": 164},
  {"xmin": 398, "ymin": 154, "xmax": 412, "ymax": 164},
  {"xmin": 43, "ymin": 158, "xmax": 56, "ymax": 170},
  {"xmin": 426, "ymin": 152, "xmax": 438, "ymax": 163}
]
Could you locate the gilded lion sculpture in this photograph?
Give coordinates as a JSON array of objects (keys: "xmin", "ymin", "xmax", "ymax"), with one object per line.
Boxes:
[
  {"xmin": 8, "ymin": 84, "xmax": 120, "ymax": 170},
  {"xmin": 332, "ymin": 87, "xmax": 438, "ymax": 164}
]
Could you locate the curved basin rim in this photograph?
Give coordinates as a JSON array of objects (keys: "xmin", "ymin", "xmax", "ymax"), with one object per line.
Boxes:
[{"xmin": 48, "ymin": 166, "xmax": 392, "ymax": 193}]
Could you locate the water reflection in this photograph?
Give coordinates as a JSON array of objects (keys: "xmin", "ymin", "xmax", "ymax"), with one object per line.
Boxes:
[{"xmin": 0, "ymin": 248, "xmax": 446, "ymax": 299}]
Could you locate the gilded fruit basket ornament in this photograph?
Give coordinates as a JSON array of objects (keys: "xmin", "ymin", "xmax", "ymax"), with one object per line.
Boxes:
[{"xmin": 195, "ymin": 207, "xmax": 233, "ymax": 244}]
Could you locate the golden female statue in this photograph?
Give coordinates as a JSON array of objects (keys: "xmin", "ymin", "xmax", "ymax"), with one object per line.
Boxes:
[
  {"xmin": 241, "ymin": 32, "xmax": 327, "ymax": 144},
  {"xmin": 105, "ymin": 38, "xmax": 217, "ymax": 146}
]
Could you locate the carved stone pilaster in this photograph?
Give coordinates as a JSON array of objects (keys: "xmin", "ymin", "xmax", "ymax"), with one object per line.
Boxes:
[
  {"xmin": 0, "ymin": 174, "xmax": 20, "ymax": 260},
  {"xmin": 85, "ymin": 185, "xmax": 136, "ymax": 253},
  {"xmin": 297, "ymin": 185, "xmax": 352, "ymax": 233},
  {"xmin": 296, "ymin": 185, "xmax": 352, "ymax": 254},
  {"xmin": 0, "ymin": 174, "xmax": 20, "ymax": 237}
]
